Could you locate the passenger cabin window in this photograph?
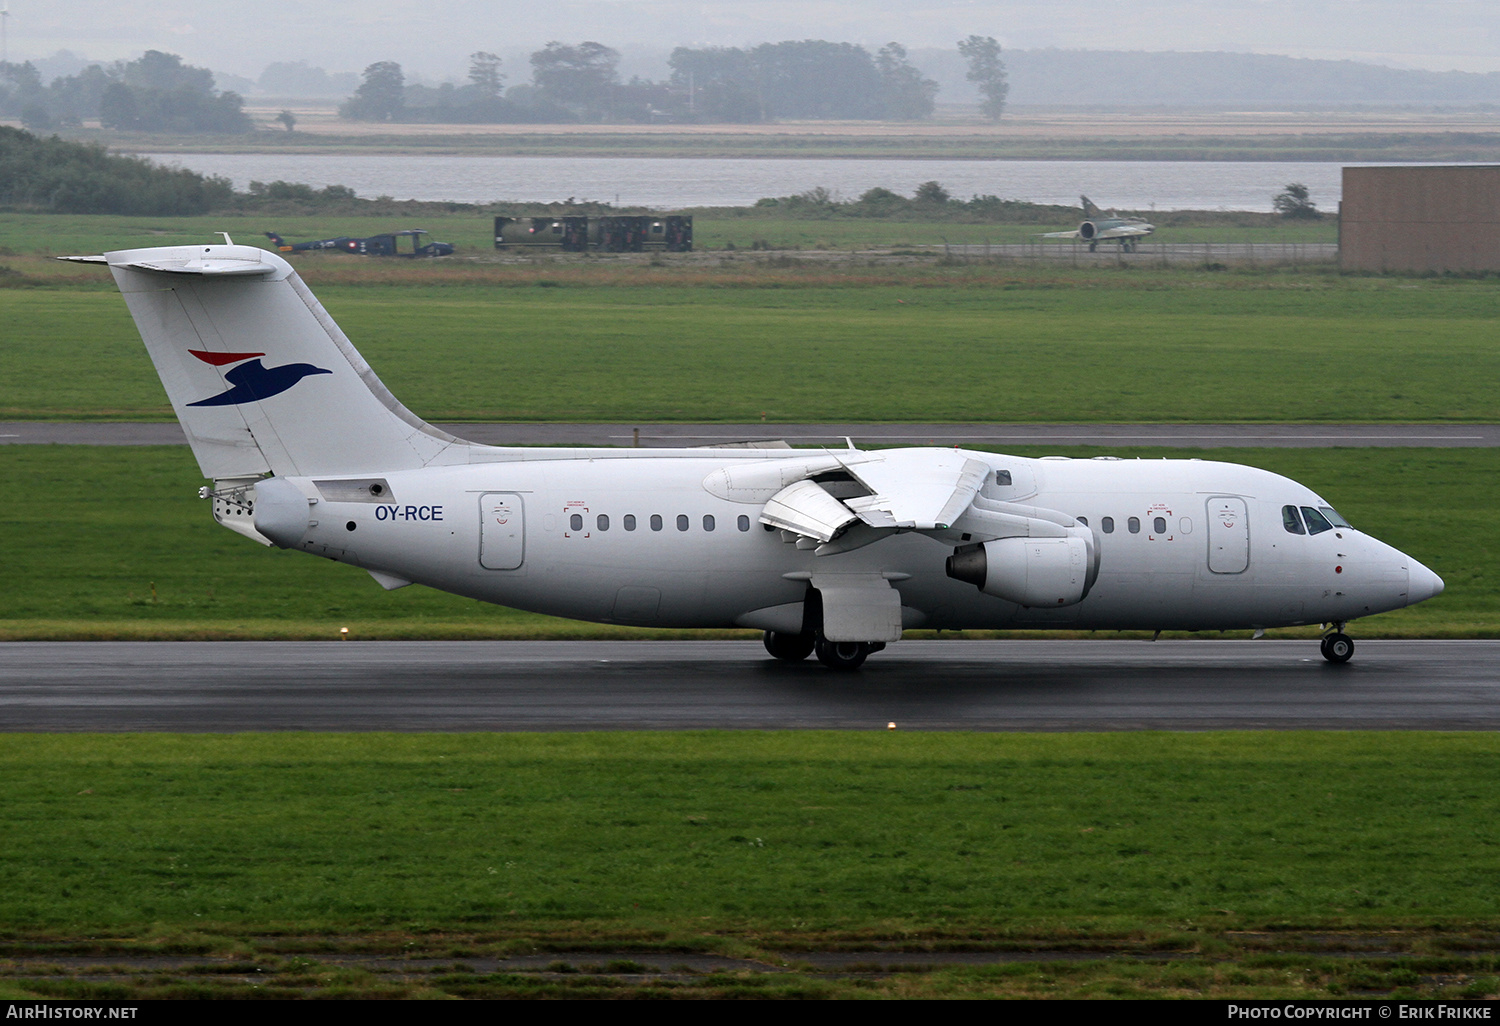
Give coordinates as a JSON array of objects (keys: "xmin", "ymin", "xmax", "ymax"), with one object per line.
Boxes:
[
  {"xmin": 1128, "ymin": 516, "xmax": 1141, "ymax": 534},
  {"xmin": 676, "ymin": 514, "xmax": 689, "ymax": 532},
  {"xmin": 1301, "ymin": 506, "xmax": 1334, "ymax": 535},
  {"xmin": 1077, "ymin": 516, "xmax": 1088, "ymax": 527},
  {"xmin": 1282, "ymin": 505, "xmax": 1306, "ymax": 535},
  {"xmin": 703, "ymin": 514, "xmax": 715, "ymax": 532},
  {"xmin": 995, "ymin": 470, "xmax": 1012, "ymax": 486},
  {"xmin": 1153, "ymin": 516, "xmax": 1167, "ymax": 534},
  {"xmin": 650, "ymin": 514, "xmax": 663, "ymax": 531},
  {"xmin": 1102, "ymin": 516, "xmax": 1115, "ymax": 534},
  {"xmin": 738, "ymin": 515, "xmax": 750, "ymax": 532},
  {"xmin": 624, "ymin": 515, "xmax": 636, "ymax": 531},
  {"xmin": 570, "ymin": 513, "xmax": 583, "ymax": 531},
  {"xmin": 597, "ymin": 514, "xmax": 609, "ymax": 531}
]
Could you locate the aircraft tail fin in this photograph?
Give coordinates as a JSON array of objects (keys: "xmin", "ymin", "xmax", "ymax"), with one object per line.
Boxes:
[
  {"xmin": 97, "ymin": 242, "xmax": 466, "ymax": 480},
  {"xmin": 1080, "ymin": 195, "xmax": 1102, "ymax": 218},
  {"xmin": 263, "ymin": 232, "xmax": 292, "ymax": 251}
]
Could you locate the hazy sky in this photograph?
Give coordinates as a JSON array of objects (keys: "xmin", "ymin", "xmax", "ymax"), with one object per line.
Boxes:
[{"xmin": 10, "ymin": 1, "xmax": 1500, "ymax": 80}]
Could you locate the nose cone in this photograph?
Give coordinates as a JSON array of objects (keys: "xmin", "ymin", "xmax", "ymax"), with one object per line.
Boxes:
[{"xmin": 1407, "ymin": 560, "xmax": 1445, "ymax": 606}]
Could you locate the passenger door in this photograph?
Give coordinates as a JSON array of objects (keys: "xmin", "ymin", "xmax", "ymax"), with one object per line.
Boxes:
[{"xmin": 1206, "ymin": 496, "xmax": 1249, "ymax": 574}]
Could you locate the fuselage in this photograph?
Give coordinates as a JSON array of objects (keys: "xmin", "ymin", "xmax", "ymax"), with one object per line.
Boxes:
[{"xmin": 248, "ymin": 447, "xmax": 1440, "ymax": 634}]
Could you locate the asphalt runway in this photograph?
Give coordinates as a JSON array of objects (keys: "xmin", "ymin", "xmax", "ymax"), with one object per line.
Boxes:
[
  {"xmin": 2, "ymin": 639, "xmax": 1495, "ymax": 732},
  {"xmin": 5, "ymin": 422, "xmax": 1497, "ymax": 448}
]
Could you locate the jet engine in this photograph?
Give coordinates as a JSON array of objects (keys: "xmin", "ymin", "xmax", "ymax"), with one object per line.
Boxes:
[{"xmin": 946, "ymin": 534, "xmax": 1098, "ymax": 608}]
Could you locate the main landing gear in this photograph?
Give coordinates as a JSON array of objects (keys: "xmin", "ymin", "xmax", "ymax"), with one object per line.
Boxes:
[
  {"xmin": 762, "ymin": 631, "xmax": 814, "ymax": 662},
  {"xmin": 1320, "ymin": 624, "xmax": 1354, "ymax": 664},
  {"xmin": 762, "ymin": 631, "xmax": 885, "ymax": 671}
]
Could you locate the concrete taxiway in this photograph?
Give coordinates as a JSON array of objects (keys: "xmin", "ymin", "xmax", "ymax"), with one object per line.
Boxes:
[{"xmin": 1, "ymin": 640, "xmax": 1494, "ymax": 732}]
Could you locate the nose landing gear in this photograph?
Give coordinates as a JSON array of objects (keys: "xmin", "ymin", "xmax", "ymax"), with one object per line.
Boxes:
[{"xmin": 1320, "ymin": 624, "xmax": 1354, "ymax": 664}]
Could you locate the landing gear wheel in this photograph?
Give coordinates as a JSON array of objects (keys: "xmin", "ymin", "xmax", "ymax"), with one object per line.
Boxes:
[
  {"xmin": 814, "ymin": 639, "xmax": 872, "ymax": 671},
  {"xmin": 763, "ymin": 631, "xmax": 815, "ymax": 662},
  {"xmin": 1320, "ymin": 632, "xmax": 1354, "ymax": 664}
]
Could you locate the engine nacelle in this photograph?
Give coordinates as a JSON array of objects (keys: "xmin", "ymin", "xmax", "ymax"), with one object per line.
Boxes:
[{"xmin": 946, "ymin": 534, "xmax": 1097, "ymax": 608}]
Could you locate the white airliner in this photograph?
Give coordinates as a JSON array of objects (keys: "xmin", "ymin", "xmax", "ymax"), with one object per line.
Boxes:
[{"xmin": 68, "ymin": 241, "xmax": 1443, "ymax": 669}]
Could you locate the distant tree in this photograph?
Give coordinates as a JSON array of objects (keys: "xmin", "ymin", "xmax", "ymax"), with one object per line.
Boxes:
[
  {"xmin": 97, "ymin": 81, "xmax": 140, "ymax": 129},
  {"xmin": 1273, "ymin": 182, "xmax": 1320, "ymax": 218},
  {"xmin": 958, "ymin": 35, "xmax": 1009, "ymax": 120},
  {"xmin": 530, "ymin": 41, "xmax": 619, "ymax": 114},
  {"xmin": 20, "ymin": 103, "xmax": 54, "ymax": 131},
  {"xmin": 875, "ymin": 43, "xmax": 938, "ymax": 120},
  {"xmin": 750, "ymin": 40, "xmax": 884, "ymax": 120},
  {"xmin": 39, "ymin": 64, "xmax": 111, "ymax": 127},
  {"xmin": 104, "ymin": 51, "xmax": 252, "ymax": 132},
  {"xmin": 276, "ymin": 109, "xmax": 296, "ymax": 132},
  {"xmin": 468, "ymin": 52, "xmax": 505, "ymax": 99},
  {"xmin": 0, "ymin": 60, "xmax": 44, "ymax": 111},
  {"xmin": 914, "ymin": 180, "xmax": 950, "ymax": 204},
  {"xmin": 668, "ymin": 46, "xmax": 760, "ymax": 121},
  {"xmin": 341, "ymin": 61, "xmax": 405, "ymax": 121},
  {"xmin": 120, "ymin": 50, "xmax": 211, "ymax": 94}
]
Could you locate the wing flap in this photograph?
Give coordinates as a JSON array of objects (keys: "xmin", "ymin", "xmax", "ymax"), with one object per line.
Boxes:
[{"xmin": 760, "ymin": 478, "xmax": 859, "ymax": 543}]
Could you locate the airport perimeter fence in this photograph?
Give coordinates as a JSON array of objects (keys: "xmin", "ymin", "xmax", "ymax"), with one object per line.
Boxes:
[{"xmin": 939, "ymin": 239, "xmax": 1340, "ymax": 269}]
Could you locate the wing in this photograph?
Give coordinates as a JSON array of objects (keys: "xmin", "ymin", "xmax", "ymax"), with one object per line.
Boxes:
[
  {"xmin": 1039, "ymin": 230, "xmax": 1082, "ymax": 239},
  {"xmin": 1095, "ymin": 224, "xmax": 1153, "ymax": 239},
  {"xmin": 749, "ymin": 448, "xmax": 988, "ymax": 555}
]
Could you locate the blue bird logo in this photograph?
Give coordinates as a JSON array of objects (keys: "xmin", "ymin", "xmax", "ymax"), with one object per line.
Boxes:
[{"xmin": 187, "ymin": 350, "xmax": 332, "ymax": 407}]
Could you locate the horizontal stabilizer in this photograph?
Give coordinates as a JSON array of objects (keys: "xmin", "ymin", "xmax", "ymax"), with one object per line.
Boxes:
[{"xmin": 122, "ymin": 258, "xmax": 278, "ymax": 276}]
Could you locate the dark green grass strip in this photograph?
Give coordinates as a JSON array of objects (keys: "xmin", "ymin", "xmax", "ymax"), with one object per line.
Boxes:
[
  {"xmin": 1, "ymin": 731, "xmax": 1498, "ymax": 939},
  {"xmin": 5, "ymin": 272, "xmax": 1497, "ymax": 422}
]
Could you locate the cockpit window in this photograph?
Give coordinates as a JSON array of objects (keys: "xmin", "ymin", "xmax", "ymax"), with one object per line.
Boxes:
[
  {"xmin": 1301, "ymin": 506, "xmax": 1334, "ymax": 535},
  {"xmin": 1282, "ymin": 505, "xmax": 1306, "ymax": 535},
  {"xmin": 1320, "ymin": 506, "xmax": 1352, "ymax": 529}
]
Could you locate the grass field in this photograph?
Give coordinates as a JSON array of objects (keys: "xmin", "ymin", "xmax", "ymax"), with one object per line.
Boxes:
[
  {"xmin": 0, "ymin": 445, "xmax": 1488, "ymax": 640},
  {"xmin": 1, "ymin": 731, "xmax": 1498, "ymax": 999},
  {"xmin": 4, "ymin": 266, "xmax": 1495, "ymax": 424}
]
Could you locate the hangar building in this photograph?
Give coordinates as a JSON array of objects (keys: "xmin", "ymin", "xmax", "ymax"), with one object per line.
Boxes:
[{"xmin": 1340, "ymin": 165, "xmax": 1500, "ymax": 273}]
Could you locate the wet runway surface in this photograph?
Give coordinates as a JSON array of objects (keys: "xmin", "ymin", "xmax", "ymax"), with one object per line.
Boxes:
[
  {"xmin": 1, "ymin": 639, "xmax": 1494, "ymax": 732},
  {"xmin": 5, "ymin": 422, "xmax": 1498, "ymax": 448}
]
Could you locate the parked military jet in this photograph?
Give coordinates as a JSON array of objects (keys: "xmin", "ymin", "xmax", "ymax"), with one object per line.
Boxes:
[
  {"xmin": 264, "ymin": 230, "xmax": 454, "ymax": 257},
  {"xmin": 62, "ymin": 239, "xmax": 1441, "ymax": 670},
  {"xmin": 1041, "ymin": 196, "xmax": 1155, "ymax": 252}
]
